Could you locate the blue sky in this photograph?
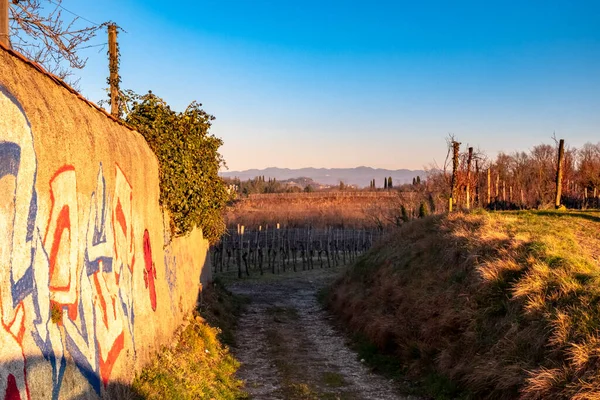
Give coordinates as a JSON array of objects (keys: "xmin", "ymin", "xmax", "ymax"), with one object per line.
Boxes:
[{"xmin": 60, "ymin": 0, "xmax": 599, "ymax": 171}]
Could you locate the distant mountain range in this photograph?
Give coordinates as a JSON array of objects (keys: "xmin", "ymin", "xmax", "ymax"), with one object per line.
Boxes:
[{"xmin": 220, "ymin": 167, "xmax": 427, "ymax": 188}]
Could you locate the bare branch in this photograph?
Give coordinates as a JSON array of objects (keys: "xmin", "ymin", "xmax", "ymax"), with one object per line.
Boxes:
[{"xmin": 9, "ymin": 0, "xmax": 106, "ymax": 84}]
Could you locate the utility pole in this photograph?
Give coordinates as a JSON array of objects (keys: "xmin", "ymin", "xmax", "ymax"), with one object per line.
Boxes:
[
  {"xmin": 108, "ymin": 23, "xmax": 119, "ymax": 117},
  {"xmin": 0, "ymin": 0, "xmax": 9, "ymax": 48}
]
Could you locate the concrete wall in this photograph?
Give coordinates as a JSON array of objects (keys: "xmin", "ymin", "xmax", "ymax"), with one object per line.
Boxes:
[{"xmin": 0, "ymin": 44, "xmax": 211, "ymax": 399}]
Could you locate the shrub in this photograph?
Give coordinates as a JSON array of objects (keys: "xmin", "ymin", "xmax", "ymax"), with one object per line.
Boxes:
[{"xmin": 124, "ymin": 91, "xmax": 228, "ymax": 243}]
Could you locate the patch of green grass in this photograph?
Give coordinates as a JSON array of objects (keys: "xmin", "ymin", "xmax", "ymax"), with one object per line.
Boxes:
[
  {"xmin": 316, "ymin": 286, "xmax": 332, "ymax": 305},
  {"xmin": 267, "ymin": 306, "xmax": 300, "ymax": 321},
  {"xmin": 423, "ymin": 373, "xmax": 472, "ymax": 400},
  {"xmin": 216, "ymin": 264, "xmax": 349, "ymax": 286},
  {"xmin": 351, "ymin": 333, "xmax": 404, "ymax": 379},
  {"xmin": 197, "ymin": 277, "xmax": 249, "ymax": 346},
  {"xmin": 321, "ymin": 372, "xmax": 346, "ymax": 388},
  {"xmin": 132, "ymin": 314, "xmax": 247, "ymax": 400},
  {"xmin": 132, "ymin": 281, "xmax": 248, "ymax": 399},
  {"xmin": 347, "ymin": 333, "xmax": 469, "ymax": 399},
  {"xmin": 284, "ymin": 383, "xmax": 319, "ymax": 399}
]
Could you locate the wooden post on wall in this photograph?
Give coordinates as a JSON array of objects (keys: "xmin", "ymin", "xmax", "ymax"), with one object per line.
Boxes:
[
  {"xmin": 0, "ymin": 0, "xmax": 9, "ymax": 48},
  {"xmin": 555, "ymin": 139, "xmax": 565, "ymax": 208},
  {"xmin": 108, "ymin": 23, "xmax": 120, "ymax": 117}
]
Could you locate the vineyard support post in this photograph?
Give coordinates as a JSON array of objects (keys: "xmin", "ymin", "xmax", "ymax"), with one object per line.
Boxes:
[
  {"xmin": 487, "ymin": 168, "xmax": 491, "ymax": 206},
  {"xmin": 555, "ymin": 139, "xmax": 565, "ymax": 208},
  {"xmin": 237, "ymin": 226, "xmax": 242, "ymax": 279},
  {"xmin": 450, "ymin": 140, "xmax": 460, "ymax": 210},
  {"xmin": 466, "ymin": 147, "xmax": 473, "ymax": 209},
  {"xmin": 475, "ymin": 159, "xmax": 480, "ymax": 207}
]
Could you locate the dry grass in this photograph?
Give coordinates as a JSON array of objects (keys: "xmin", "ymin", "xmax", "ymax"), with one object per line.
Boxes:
[
  {"xmin": 326, "ymin": 210, "xmax": 600, "ymax": 399},
  {"xmin": 225, "ymin": 192, "xmax": 405, "ymax": 228},
  {"xmin": 132, "ymin": 284, "xmax": 247, "ymax": 399}
]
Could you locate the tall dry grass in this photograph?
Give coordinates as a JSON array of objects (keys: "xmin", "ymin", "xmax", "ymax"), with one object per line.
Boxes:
[
  {"xmin": 327, "ymin": 210, "xmax": 600, "ymax": 399},
  {"xmin": 225, "ymin": 191, "xmax": 435, "ymax": 229}
]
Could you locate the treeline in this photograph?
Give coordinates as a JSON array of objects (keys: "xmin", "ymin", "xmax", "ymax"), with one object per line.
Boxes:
[
  {"xmin": 226, "ymin": 175, "xmax": 425, "ymax": 196},
  {"xmin": 363, "ymin": 138, "xmax": 600, "ymax": 229},
  {"xmin": 428, "ymin": 139, "xmax": 600, "ymax": 210},
  {"xmin": 225, "ymin": 176, "xmax": 311, "ymax": 195}
]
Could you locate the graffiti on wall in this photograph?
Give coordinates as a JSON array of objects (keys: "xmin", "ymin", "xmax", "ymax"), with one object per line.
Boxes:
[{"xmin": 0, "ymin": 87, "xmax": 159, "ymax": 399}]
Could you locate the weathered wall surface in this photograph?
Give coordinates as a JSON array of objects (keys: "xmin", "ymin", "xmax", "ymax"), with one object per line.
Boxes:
[{"xmin": 0, "ymin": 45, "xmax": 211, "ymax": 399}]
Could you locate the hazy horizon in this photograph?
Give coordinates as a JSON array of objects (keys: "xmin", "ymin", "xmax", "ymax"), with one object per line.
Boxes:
[{"xmin": 220, "ymin": 165, "xmax": 428, "ymax": 172}]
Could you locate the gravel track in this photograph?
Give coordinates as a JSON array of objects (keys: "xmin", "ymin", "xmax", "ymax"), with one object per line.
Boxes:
[{"xmin": 228, "ymin": 268, "xmax": 414, "ymax": 400}]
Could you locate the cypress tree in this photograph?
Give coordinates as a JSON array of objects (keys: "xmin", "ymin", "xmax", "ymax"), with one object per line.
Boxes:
[
  {"xmin": 384, "ymin": 178, "xmax": 388, "ymax": 189},
  {"xmin": 401, "ymin": 205, "xmax": 409, "ymax": 222},
  {"xmin": 419, "ymin": 202, "xmax": 428, "ymax": 218},
  {"xmin": 388, "ymin": 176, "xmax": 392, "ymax": 189}
]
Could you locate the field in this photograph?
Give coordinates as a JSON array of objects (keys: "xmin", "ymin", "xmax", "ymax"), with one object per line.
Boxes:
[
  {"xmin": 325, "ymin": 210, "xmax": 600, "ymax": 399},
  {"xmin": 219, "ymin": 192, "xmax": 403, "ymax": 278},
  {"xmin": 224, "ymin": 191, "xmax": 407, "ymax": 229}
]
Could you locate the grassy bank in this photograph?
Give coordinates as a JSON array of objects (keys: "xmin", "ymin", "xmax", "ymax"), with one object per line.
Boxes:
[
  {"xmin": 132, "ymin": 281, "xmax": 248, "ymax": 399},
  {"xmin": 326, "ymin": 210, "xmax": 600, "ymax": 399}
]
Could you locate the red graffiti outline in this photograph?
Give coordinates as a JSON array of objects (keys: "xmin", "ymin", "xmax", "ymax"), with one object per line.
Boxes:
[
  {"xmin": 97, "ymin": 332, "xmax": 124, "ymax": 388},
  {"xmin": 44, "ymin": 166, "xmax": 75, "ymax": 292},
  {"xmin": 92, "ymin": 264, "xmax": 125, "ymax": 388},
  {"xmin": 43, "ymin": 165, "xmax": 79, "ymax": 320},
  {"xmin": 142, "ymin": 230, "xmax": 157, "ymax": 311},
  {"xmin": 5, "ymin": 374, "xmax": 20, "ymax": 400},
  {"xmin": 0, "ymin": 300, "xmax": 31, "ymax": 400},
  {"xmin": 111, "ymin": 163, "xmax": 135, "ymax": 273},
  {"xmin": 47, "ymin": 206, "xmax": 70, "ymax": 292}
]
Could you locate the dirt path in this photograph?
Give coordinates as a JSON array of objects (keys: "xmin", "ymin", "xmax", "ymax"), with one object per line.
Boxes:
[{"xmin": 228, "ymin": 268, "xmax": 415, "ymax": 400}]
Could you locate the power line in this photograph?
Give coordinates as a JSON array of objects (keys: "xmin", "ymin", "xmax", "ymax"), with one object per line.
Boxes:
[
  {"xmin": 45, "ymin": 0, "xmax": 102, "ymax": 27},
  {"xmin": 79, "ymin": 42, "xmax": 107, "ymax": 50}
]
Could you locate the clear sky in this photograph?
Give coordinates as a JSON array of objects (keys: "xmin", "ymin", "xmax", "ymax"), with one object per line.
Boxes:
[{"xmin": 60, "ymin": 0, "xmax": 599, "ymax": 171}]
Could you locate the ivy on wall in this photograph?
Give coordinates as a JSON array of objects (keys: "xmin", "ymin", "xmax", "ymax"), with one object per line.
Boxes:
[{"xmin": 123, "ymin": 91, "xmax": 228, "ymax": 243}]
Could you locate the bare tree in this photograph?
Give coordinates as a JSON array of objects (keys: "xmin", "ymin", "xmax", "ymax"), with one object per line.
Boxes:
[{"xmin": 9, "ymin": 0, "xmax": 106, "ymax": 83}]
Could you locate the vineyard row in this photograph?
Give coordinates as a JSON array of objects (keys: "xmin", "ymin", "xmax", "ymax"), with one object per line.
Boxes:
[{"xmin": 211, "ymin": 227, "xmax": 384, "ymax": 278}]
